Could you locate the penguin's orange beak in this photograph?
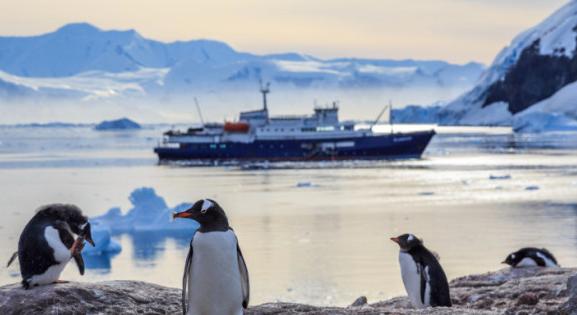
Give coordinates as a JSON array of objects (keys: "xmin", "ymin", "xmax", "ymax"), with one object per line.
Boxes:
[
  {"xmin": 390, "ymin": 237, "xmax": 400, "ymax": 244},
  {"xmin": 173, "ymin": 211, "xmax": 193, "ymax": 219}
]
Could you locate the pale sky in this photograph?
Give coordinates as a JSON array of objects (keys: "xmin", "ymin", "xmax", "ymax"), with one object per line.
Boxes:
[{"xmin": 0, "ymin": 0, "xmax": 568, "ymax": 64}]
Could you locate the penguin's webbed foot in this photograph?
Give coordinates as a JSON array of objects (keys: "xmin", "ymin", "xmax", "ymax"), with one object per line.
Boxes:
[{"xmin": 53, "ymin": 280, "xmax": 69, "ymax": 284}]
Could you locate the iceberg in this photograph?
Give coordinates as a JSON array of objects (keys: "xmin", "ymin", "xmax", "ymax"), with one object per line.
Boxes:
[
  {"xmin": 82, "ymin": 224, "xmax": 121, "ymax": 256},
  {"xmin": 94, "ymin": 118, "xmax": 141, "ymax": 131},
  {"xmin": 91, "ymin": 187, "xmax": 199, "ymax": 233}
]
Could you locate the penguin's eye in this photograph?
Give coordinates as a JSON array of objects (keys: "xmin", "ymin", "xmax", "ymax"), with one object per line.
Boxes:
[{"xmin": 511, "ymin": 254, "xmax": 515, "ymax": 259}]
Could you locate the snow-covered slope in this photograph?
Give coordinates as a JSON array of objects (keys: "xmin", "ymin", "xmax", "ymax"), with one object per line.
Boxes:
[
  {"xmin": 0, "ymin": 23, "xmax": 484, "ymax": 103},
  {"xmin": 440, "ymin": 0, "xmax": 577, "ymax": 130}
]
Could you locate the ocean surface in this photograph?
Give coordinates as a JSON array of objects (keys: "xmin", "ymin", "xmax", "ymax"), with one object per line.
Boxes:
[{"xmin": 1, "ymin": 124, "xmax": 577, "ymax": 306}]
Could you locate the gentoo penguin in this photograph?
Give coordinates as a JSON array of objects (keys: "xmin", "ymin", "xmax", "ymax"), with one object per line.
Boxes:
[
  {"xmin": 391, "ymin": 234, "xmax": 451, "ymax": 308},
  {"xmin": 502, "ymin": 247, "xmax": 559, "ymax": 267},
  {"xmin": 173, "ymin": 199, "xmax": 249, "ymax": 315},
  {"xmin": 7, "ymin": 204, "xmax": 95, "ymax": 289}
]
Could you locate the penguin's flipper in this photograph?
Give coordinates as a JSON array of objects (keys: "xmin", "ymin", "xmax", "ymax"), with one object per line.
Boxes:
[
  {"xmin": 182, "ymin": 242, "xmax": 193, "ymax": 315},
  {"xmin": 73, "ymin": 253, "xmax": 85, "ymax": 275},
  {"xmin": 236, "ymin": 243, "xmax": 250, "ymax": 309},
  {"xmin": 6, "ymin": 251, "xmax": 17, "ymax": 267},
  {"xmin": 418, "ymin": 263, "xmax": 427, "ymax": 305}
]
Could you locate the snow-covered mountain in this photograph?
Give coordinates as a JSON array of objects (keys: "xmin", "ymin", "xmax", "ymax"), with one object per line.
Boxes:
[
  {"xmin": 440, "ymin": 0, "xmax": 577, "ymax": 132},
  {"xmin": 0, "ymin": 23, "xmax": 483, "ymax": 103}
]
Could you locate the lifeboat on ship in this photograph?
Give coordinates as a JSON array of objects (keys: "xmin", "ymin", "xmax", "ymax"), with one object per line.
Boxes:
[{"xmin": 224, "ymin": 121, "xmax": 250, "ymax": 133}]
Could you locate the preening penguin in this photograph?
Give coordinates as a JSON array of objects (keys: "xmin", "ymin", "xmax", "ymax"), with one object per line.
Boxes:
[
  {"xmin": 173, "ymin": 199, "xmax": 249, "ymax": 315},
  {"xmin": 391, "ymin": 234, "xmax": 451, "ymax": 308},
  {"xmin": 502, "ymin": 247, "xmax": 559, "ymax": 268},
  {"xmin": 7, "ymin": 204, "xmax": 95, "ymax": 289}
]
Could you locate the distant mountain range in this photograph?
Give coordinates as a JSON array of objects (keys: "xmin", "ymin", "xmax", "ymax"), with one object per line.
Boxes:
[
  {"xmin": 0, "ymin": 23, "xmax": 484, "ymax": 102},
  {"xmin": 440, "ymin": 0, "xmax": 577, "ymax": 132}
]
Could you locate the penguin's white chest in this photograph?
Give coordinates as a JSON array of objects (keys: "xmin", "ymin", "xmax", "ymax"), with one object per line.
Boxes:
[
  {"xmin": 187, "ymin": 230, "xmax": 243, "ymax": 315},
  {"xmin": 30, "ymin": 226, "xmax": 72, "ymax": 286},
  {"xmin": 398, "ymin": 252, "xmax": 429, "ymax": 308}
]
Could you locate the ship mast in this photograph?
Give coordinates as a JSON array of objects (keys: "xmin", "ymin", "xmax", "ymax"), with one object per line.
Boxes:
[{"xmin": 260, "ymin": 81, "xmax": 270, "ymax": 111}]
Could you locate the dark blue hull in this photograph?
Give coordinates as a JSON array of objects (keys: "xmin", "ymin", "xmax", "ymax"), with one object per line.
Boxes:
[{"xmin": 154, "ymin": 130, "xmax": 435, "ymax": 161}]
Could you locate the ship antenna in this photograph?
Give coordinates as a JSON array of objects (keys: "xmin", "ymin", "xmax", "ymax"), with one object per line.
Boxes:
[
  {"xmin": 370, "ymin": 102, "xmax": 391, "ymax": 130},
  {"xmin": 389, "ymin": 99, "xmax": 394, "ymax": 134},
  {"xmin": 194, "ymin": 97, "xmax": 205, "ymax": 127},
  {"xmin": 259, "ymin": 80, "xmax": 270, "ymax": 111}
]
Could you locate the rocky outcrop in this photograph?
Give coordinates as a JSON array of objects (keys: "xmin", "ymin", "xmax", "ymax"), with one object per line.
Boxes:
[
  {"xmin": 0, "ymin": 268, "xmax": 575, "ymax": 315},
  {"xmin": 483, "ymin": 39, "xmax": 577, "ymax": 115}
]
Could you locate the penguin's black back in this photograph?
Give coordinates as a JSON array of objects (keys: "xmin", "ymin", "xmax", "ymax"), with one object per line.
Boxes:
[
  {"xmin": 515, "ymin": 247, "xmax": 558, "ymax": 266},
  {"xmin": 18, "ymin": 215, "xmax": 74, "ymax": 287},
  {"xmin": 408, "ymin": 245, "xmax": 452, "ymax": 307}
]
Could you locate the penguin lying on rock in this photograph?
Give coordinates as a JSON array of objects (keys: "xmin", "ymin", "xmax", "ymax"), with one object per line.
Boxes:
[
  {"xmin": 502, "ymin": 247, "xmax": 559, "ymax": 267},
  {"xmin": 173, "ymin": 199, "xmax": 249, "ymax": 315},
  {"xmin": 7, "ymin": 204, "xmax": 95, "ymax": 289},
  {"xmin": 391, "ymin": 233, "xmax": 451, "ymax": 308}
]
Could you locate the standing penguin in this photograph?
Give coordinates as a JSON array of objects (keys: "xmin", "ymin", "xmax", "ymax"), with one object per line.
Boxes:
[
  {"xmin": 173, "ymin": 199, "xmax": 249, "ymax": 315},
  {"xmin": 390, "ymin": 234, "xmax": 451, "ymax": 308},
  {"xmin": 502, "ymin": 247, "xmax": 559, "ymax": 267},
  {"xmin": 7, "ymin": 204, "xmax": 95, "ymax": 289}
]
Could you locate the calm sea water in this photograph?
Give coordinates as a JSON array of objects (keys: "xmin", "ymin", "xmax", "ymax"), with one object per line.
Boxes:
[{"xmin": 1, "ymin": 125, "xmax": 576, "ymax": 306}]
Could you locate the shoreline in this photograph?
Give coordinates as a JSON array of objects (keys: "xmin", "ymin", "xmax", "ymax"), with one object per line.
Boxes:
[{"xmin": 0, "ymin": 267, "xmax": 575, "ymax": 314}]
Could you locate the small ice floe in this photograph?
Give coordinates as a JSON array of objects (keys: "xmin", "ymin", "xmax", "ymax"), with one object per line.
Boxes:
[
  {"xmin": 296, "ymin": 181, "xmax": 317, "ymax": 188},
  {"xmin": 418, "ymin": 191, "xmax": 435, "ymax": 196},
  {"xmin": 490, "ymin": 174, "xmax": 512, "ymax": 180},
  {"xmin": 525, "ymin": 185, "xmax": 540, "ymax": 191},
  {"xmin": 495, "ymin": 186, "xmax": 503, "ymax": 190}
]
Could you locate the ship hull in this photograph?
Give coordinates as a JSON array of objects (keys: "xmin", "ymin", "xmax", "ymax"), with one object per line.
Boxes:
[{"xmin": 154, "ymin": 130, "xmax": 435, "ymax": 162}]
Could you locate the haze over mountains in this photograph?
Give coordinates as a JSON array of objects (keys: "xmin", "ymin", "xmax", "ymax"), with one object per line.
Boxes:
[{"xmin": 0, "ymin": 22, "xmax": 483, "ymax": 108}]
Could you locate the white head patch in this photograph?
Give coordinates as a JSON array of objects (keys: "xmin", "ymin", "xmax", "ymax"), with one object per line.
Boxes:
[
  {"xmin": 511, "ymin": 254, "xmax": 516, "ymax": 259},
  {"xmin": 407, "ymin": 234, "xmax": 415, "ymax": 241},
  {"xmin": 80, "ymin": 222, "xmax": 88, "ymax": 229},
  {"xmin": 201, "ymin": 199, "xmax": 213, "ymax": 213}
]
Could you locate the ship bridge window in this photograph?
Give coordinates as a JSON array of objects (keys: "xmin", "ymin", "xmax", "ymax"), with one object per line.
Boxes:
[
  {"xmin": 220, "ymin": 144, "xmax": 227, "ymax": 149},
  {"xmin": 301, "ymin": 127, "xmax": 315, "ymax": 132},
  {"xmin": 317, "ymin": 126, "xmax": 335, "ymax": 132},
  {"xmin": 210, "ymin": 144, "xmax": 217, "ymax": 149}
]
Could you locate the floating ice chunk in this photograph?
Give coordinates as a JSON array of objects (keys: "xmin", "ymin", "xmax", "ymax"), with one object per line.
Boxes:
[
  {"xmin": 525, "ymin": 185, "xmax": 540, "ymax": 191},
  {"xmin": 82, "ymin": 224, "xmax": 121, "ymax": 256},
  {"xmin": 489, "ymin": 174, "xmax": 512, "ymax": 180},
  {"xmin": 91, "ymin": 187, "xmax": 199, "ymax": 233},
  {"xmin": 296, "ymin": 181, "xmax": 318, "ymax": 188},
  {"xmin": 418, "ymin": 192, "xmax": 435, "ymax": 196}
]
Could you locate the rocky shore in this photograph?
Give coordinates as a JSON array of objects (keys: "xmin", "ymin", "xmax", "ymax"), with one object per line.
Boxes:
[{"xmin": 0, "ymin": 267, "xmax": 575, "ymax": 315}]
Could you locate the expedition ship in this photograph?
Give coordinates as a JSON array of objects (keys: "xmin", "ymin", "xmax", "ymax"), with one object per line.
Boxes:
[{"xmin": 154, "ymin": 86, "xmax": 435, "ymax": 162}]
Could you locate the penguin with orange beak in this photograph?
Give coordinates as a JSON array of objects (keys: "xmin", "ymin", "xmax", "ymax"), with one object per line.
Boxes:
[
  {"xmin": 390, "ymin": 233, "xmax": 451, "ymax": 308},
  {"xmin": 173, "ymin": 199, "xmax": 249, "ymax": 315}
]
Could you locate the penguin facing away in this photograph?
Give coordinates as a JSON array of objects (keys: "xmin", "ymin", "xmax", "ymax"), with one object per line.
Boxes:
[
  {"xmin": 8, "ymin": 204, "xmax": 95, "ymax": 289},
  {"xmin": 391, "ymin": 234, "xmax": 451, "ymax": 308},
  {"xmin": 502, "ymin": 247, "xmax": 559, "ymax": 268},
  {"xmin": 173, "ymin": 199, "xmax": 249, "ymax": 315}
]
